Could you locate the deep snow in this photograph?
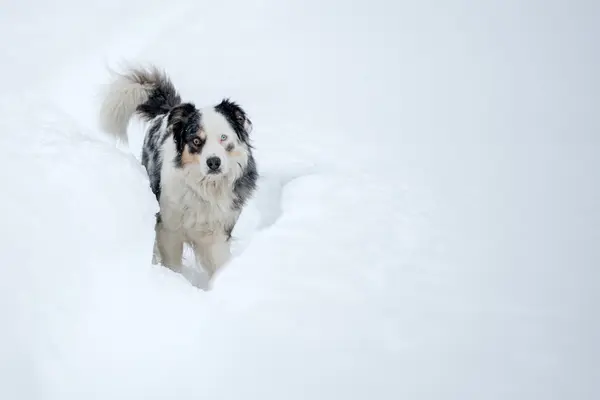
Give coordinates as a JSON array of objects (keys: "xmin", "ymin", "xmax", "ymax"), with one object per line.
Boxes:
[{"xmin": 1, "ymin": 0, "xmax": 599, "ymax": 399}]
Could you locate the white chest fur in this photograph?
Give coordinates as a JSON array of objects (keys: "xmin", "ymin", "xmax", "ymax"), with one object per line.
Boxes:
[
  {"xmin": 159, "ymin": 140, "xmax": 238, "ymax": 239},
  {"xmin": 161, "ymin": 175, "xmax": 237, "ymax": 234}
]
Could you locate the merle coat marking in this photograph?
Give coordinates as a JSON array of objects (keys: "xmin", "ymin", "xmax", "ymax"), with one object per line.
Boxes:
[{"xmin": 99, "ymin": 65, "xmax": 258, "ymax": 284}]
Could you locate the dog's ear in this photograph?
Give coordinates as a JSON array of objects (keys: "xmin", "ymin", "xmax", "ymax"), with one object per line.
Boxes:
[
  {"xmin": 167, "ymin": 103, "xmax": 199, "ymax": 151},
  {"xmin": 168, "ymin": 103, "xmax": 198, "ymax": 134},
  {"xmin": 215, "ymin": 99, "xmax": 252, "ymax": 143}
]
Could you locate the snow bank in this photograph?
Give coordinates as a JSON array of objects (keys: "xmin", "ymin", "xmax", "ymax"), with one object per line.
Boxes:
[
  {"xmin": 0, "ymin": 97, "xmax": 156, "ymax": 396},
  {"xmin": 1, "ymin": 0, "xmax": 599, "ymax": 399},
  {"xmin": 0, "ymin": 100, "xmax": 428, "ymax": 400}
]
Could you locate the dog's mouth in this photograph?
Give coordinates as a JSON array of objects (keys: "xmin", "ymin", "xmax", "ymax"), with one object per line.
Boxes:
[
  {"xmin": 207, "ymin": 169, "xmax": 222, "ymax": 175},
  {"xmin": 201, "ymin": 169, "xmax": 226, "ymax": 182}
]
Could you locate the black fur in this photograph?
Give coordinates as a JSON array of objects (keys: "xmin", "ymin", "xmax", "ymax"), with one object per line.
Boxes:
[
  {"xmin": 216, "ymin": 101, "xmax": 258, "ymax": 211},
  {"xmin": 168, "ymin": 103, "xmax": 205, "ymax": 168},
  {"xmin": 132, "ymin": 68, "xmax": 190, "ymax": 199},
  {"xmin": 127, "ymin": 69, "xmax": 258, "ymax": 222},
  {"xmin": 215, "ymin": 99, "xmax": 252, "ymax": 146},
  {"xmin": 141, "ymin": 119, "xmax": 166, "ymax": 201},
  {"xmin": 224, "ymin": 222, "xmax": 235, "ymax": 241},
  {"xmin": 232, "ymin": 153, "xmax": 258, "ymax": 210},
  {"xmin": 133, "ymin": 67, "xmax": 182, "ymax": 120},
  {"xmin": 102, "ymin": 64, "xmax": 259, "ymax": 279}
]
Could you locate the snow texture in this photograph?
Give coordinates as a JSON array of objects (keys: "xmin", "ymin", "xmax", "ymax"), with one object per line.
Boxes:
[{"xmin": 0, "ymin": 0, "xmax": 598, "ymax": 399}]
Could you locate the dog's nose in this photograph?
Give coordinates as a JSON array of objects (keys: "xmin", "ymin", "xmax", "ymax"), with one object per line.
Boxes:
[{"xmin": 206, "ymin": 156, "xmax": 221, "ymax": 171}]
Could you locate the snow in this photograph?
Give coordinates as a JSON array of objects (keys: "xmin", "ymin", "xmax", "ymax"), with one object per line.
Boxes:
[{"xmin": 1, "ymin": 0, "xmax": 599, "ymax": 399}]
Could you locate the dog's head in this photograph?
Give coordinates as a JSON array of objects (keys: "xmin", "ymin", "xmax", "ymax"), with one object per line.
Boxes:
[{"xmin": 168, "ymin": 99, "xmax": 252, "ymax": 180}]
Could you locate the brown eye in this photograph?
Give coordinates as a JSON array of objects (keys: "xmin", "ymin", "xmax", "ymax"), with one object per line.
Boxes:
[{"xmin": 192, "ymin": 138, "xmax": 201, "ymax": 146}]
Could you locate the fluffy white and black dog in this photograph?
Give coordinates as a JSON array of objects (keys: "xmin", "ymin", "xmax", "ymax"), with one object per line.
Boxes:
[{"xmin": 98, "ymin": 65, "xmax": 257, "ymax": 283}]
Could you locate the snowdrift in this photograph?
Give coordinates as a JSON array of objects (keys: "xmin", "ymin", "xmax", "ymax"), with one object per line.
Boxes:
[
  {"xmin": 1, "ymin": 0, "xmax": 598, "ymax": 399},
  {"xmin": 0, "ymin": 97, "xmax": 430, "ymax": 399}
]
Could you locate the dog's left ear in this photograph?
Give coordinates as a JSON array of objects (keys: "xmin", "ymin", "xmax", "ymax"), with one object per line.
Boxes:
[{"xmin": 215, "ymin": 99, "xmax": 253, "ymax": 143}]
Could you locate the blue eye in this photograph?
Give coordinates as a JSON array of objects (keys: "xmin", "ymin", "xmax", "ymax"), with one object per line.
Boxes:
[{"xmin": 220, "ymin": 134, "xmax": 228, "ymax": 141}]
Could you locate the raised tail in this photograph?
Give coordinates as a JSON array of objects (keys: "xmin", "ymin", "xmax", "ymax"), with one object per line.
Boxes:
[{"xmin": 98, "ymin": 64, "xmax": 181, "ymax": 143}]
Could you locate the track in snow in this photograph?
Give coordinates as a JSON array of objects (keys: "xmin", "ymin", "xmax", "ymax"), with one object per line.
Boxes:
[{"xmin": 179, "ymin": 161, "xmax": 318, "ymax": 289}]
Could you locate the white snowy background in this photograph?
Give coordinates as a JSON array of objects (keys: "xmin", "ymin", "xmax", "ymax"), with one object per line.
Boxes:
[{"xmin": 1, "ymin": 0, "xmax": 598, "ymax": 399}]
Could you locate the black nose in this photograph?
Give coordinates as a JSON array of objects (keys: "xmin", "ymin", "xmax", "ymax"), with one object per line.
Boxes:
[{"xmin": 206, "ymin": 156, "xmax": 221, "ymax": 171}]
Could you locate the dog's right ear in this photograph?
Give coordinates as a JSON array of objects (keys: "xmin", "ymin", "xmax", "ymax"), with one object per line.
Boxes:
[
  {"xmin": 167, "ymin": 103, "xmax": 199, "ymax": 151},
  {"xmin": 168, "ymin": 103, "xmax": 198, "ymax": 134}
]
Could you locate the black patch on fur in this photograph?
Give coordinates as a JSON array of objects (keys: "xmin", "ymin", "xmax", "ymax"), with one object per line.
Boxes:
[
  {"xmin": 134, "ymin": 68, "xmax": 182, "ymax": 120},
  {"xmin": 141, "ymin": 119, "xmax": 165, "ymax": 200},
  {"xmin": 215, "ymin": 99, "xmax": 259, "ymax": 211},
  {"xmin": 232, "ymin": 153, "xmax": 258, "ymax": 210},
  {"xmin": 224, "ymin": 223, "xmax": 235, "ymax": 241},
  {"xmin": 168, "ymin": 103, "xmax": 204, "ymax": 168},
  {"xmin": 136, "ymin": 82, "xmax": 258, "ymax": 237},
  {"xmin": 214, "ymin": 99, "xmax": 252, "ymax": 146}
]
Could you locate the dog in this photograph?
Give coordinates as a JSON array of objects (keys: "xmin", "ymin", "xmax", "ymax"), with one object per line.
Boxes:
[{"xmin": 98, "ymin": 65, "xmax": 258, "ymax": 283}]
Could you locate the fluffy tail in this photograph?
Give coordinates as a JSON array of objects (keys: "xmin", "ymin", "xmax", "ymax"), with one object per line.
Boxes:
[{"xmin": 98, "ymin": 64, "xmax": 181, "ymax": 143}]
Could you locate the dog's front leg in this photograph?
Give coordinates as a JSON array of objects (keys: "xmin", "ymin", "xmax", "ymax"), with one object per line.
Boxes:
[
  {"xmin": 156, "ymin": 224, "xmax": 184, "ymax": 273},
  {"xmin": 192, "ymin": 234, "xmax": 231, "ymax": 279},
  {"xmin": 208, "ymin": 237, "xmax": 232, "ymax": 275}
]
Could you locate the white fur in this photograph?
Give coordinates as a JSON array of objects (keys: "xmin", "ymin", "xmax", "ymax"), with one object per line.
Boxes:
[
  {"xmin": 156, "ymin": 118, "xmax": 246, "ymax": 278},
  {"xmin": 195, "ymin": 108, "xmax": 248, "ymax": 177},
  {"xmin": 98, "ymin": 66, "xmax": 255, "ymax": 286},
  {"xmin": 98, "ymin": 69, "xmax": 151, "ymax": 144},
  {"xmin": 149, "ymin": 108, "xmax": 250, "ymax": 283}
]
